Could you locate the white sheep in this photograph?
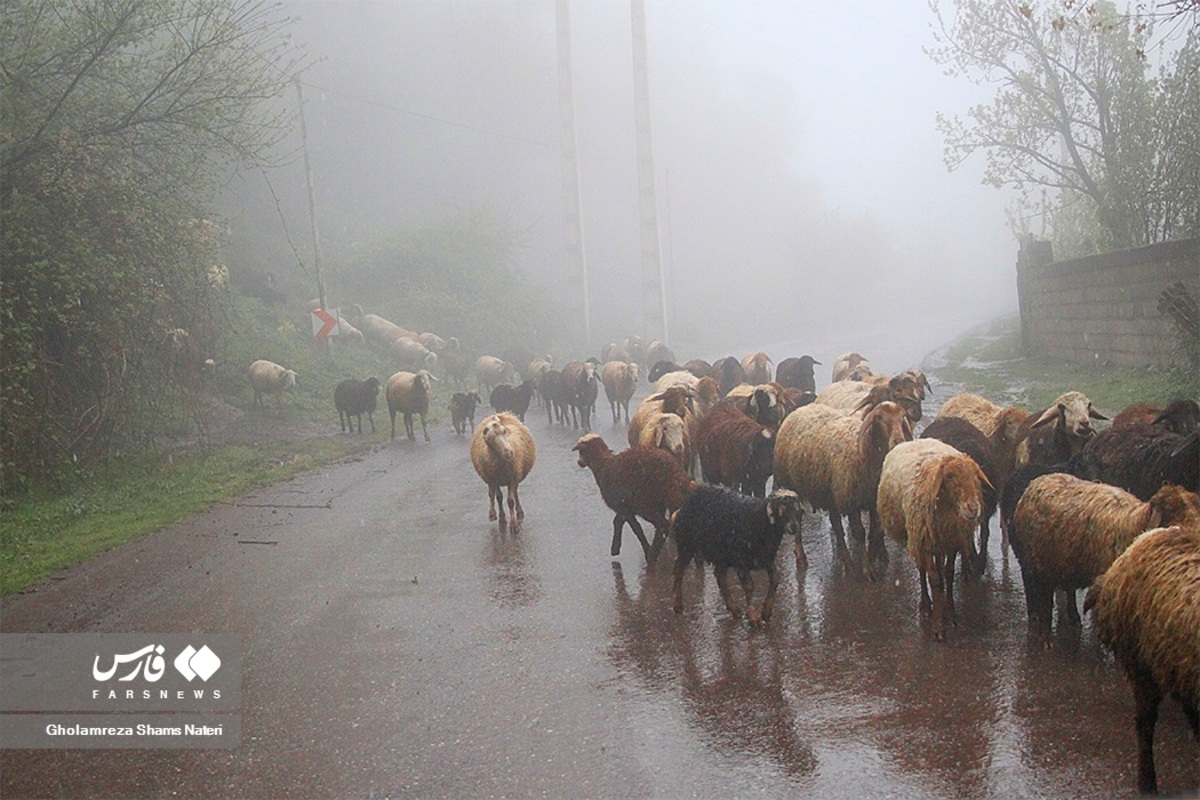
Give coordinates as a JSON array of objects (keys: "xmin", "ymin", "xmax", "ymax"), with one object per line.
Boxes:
[
  {"xmin": 471, "ymin": 412, "xmax": 536, "ymax": 527},
  {"xmin": 877, "ymin": 439, "xmax": 993, "ymax": 640},
  {"xmin": 474, "ymin": 356, "xmax": 516, "ymax": 395},
  {"xmin": 601, "ymin": 360, "xmax": 640, "ymax": 424},
  {"xmin": 773, "ymin": 400, "xmax": 913, "ymax": 577},
  {"xmin": 633, "ymin": 411, "xmax": 689, "ymax": 473},
  {"xmin": 248, "ymin": 359, "xmax": 298, "ymax": 415},
  {"xmin": 1016, "ymin": 390, "xmax": 1109, "ymax": 468},
  {"xmin": 628, "ymin": 385, "xmax": 699, "ymax": 477},
  {"xmin": 386, "ymin": 369, "xmax": 438, "ymax": 441},
  {"xmin": 389, "ymin": 336, "xmax": 438, "ymax": 372},
  {"xmin": 831, "ymin": 351, "xmax": 869, "ymax": 383},
  {"xmin": 934, "ymin": 392, "xmax": 1029, "ymax": 480},
  {"xmin": 741, "ymin": 351, "xmax": 773, "ymax": 385},
  {"xmin": 1010, "ymin": 474, "xmax": 1200, "ymax": 633}
]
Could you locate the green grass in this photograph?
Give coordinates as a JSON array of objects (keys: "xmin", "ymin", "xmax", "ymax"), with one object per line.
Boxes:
[
  {"xmin": 0, "ymin": 436, "xmax": 380, "ymax": 595},
  {"xmin": 932, "ymin": 315, "xmax": 1197, "ymax": 413}
]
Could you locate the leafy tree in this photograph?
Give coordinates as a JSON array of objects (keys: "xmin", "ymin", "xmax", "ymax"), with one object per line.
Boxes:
[
  {"xmin": 929, "ymin": 0, "xmax": 1200, "ymax": 255},
  {"xmin": 0, "ymin": 0, "xmax": 304, "ymax": 488}
]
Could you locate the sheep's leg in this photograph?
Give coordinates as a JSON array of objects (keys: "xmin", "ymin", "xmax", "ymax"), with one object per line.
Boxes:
[
  {"xmin": 647, "ymin": 518, "xmax": 669, "ymax": 565},
  {"xmin": 610, "ymin": 516, "xmax": 626, "ymax": 556},
  {"xmin": 368, "ymin": 412, "xmax": 376, "ymax": 434},
  {"xmin": 510, "ymin": 482, "xmax": 524, "ymax": 520},
  {"xmin": 865, "ymin": 510, "xmax": 888, "ymax": 580},
  {"xmin": 1057, "ymin": 589, "xmax": 1081, "ymax": 625},
  {"xmin": 929, "ymin": 554, "xmax": 948, "ymax": 641},
  {"xmin": 404, "ymin": 412, "xmax": 416, "ymax": 441},
  {"xmin": 943, "ymin": 551, "xmax": 958, "ymax": 624},
  {"xmin": 714, "ymin": 567, "xmax": 740, "ymax": 620},
  {"xmin": 761, "ymin": 563, "xmax": 781, "ymax": 623},
  {"xmin": 389, "ymin": 409, "xmax": 398, "ymax": 440},
  {"xmin": 671, "ymin": 550, "xmax": 690, "ymax": 614},
  {"xmin": 828, "ymin": 510, "xmax": 855, "ymax": 575},
  {"xmin": 738, "ymin": 568, "xmax": 760, "ymax": 625},
  {"xmin": 1132, "ymin": 674, "xmax": 1162, "ymax": 795},
  {"xmin": 794, "ymin": 531, "xmax": 808, "ymax": 573},
  {"xmin": 919, "ymin": 569, "xmax": 932, "ymax": 615},
  {"xmin": 1022, "ymin": 574, "xmax": 1054, "ymax": 635},
  {"xmin": 847, "ymin": 510, "xmax": 867, "ymax": 544},
  {"xmin": 487, "ymin": 485, "xmax": 500, "ymax": 522},
  {"xmin": 974, "ymin": 519, "xmax": 989, "ymax": 575},
  {"xmin": 420, "ymin": 412, "xmax": 430, "ymax": 442},
  {"xmin": 626, "ymin": 516, "xmax": 653, "ymax": 563}
]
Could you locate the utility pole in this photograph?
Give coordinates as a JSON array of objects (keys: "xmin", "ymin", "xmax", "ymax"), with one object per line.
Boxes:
[
  {"xmin": 630, "ymin": 0, "xmax": 667, "ymax": 344},
  {"xmin": 556, "ymin": 0, "xmax": 591, "ymax": 348},
  {"xmin": 295, "ymin": 77, "xmax": 328, "ymax": 317}
]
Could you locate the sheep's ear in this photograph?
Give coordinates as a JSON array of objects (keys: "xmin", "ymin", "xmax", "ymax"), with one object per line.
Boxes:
[
  {"xmin": 767, "ymin": 501, "xmax": 777, "ymax": 524},
  {"xmin": 1088, "ymin": 404, "xmax": 1109, "ymax": 420},
  {"xmin": 976, "ymin": 464, "xmax": 995, "ymax": 493},
  {"xmin": 428, "ymin": 373, "xmax": 440, "ymax": 382},
  {"xmin": 1147, "ymin": 504, "xmax": 1163, "ymax": 530},
  {"xmin": 1030, "ymin": 404, "xmax": 1064, "ymax": 429},
  {"xmin": 653, "ymin": 424, "xmax": 665, "ymax": 447}
]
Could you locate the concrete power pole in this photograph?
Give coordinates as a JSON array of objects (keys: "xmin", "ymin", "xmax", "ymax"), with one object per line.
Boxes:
[
  {"xmin": 630, "ymin": 0, "xmax": 667, "ymax": 344},
  {"xmin": 556, "ymin": 0, "xmax": 590, "ymax": 349}
]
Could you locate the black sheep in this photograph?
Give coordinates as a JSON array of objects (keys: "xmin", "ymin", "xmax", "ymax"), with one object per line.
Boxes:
[
  {"xmin": 1081, "ymin": 426, "xmax": 1199, "ymax": 501},
  {"xmin": 671, "ymin": 486, "xmax": 802, "ymax": 625},
  {"xmin": 334, "ymin": 377, "xmax": 380, "ymax": 434},
  {"xmin": 449, "ymin": 391, "xmax": 482, "ymax": 435},
  {"xmin": 775, "ymin": 355, "xmax": 822, "ymax": 394},
  {"xmin": 489, "ymin": 379, "xmax": 535, "ymax": 422}
]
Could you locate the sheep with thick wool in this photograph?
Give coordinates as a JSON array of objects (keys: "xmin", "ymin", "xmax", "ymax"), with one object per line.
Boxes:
[
  {"xmin": 1084, "ymin": 523, "xmax": 1200, "ymax": 795},
  {"xmin": 920, "ymin": 416, "xmax": 1005, "ymax": 574},
  {"xmin": 470, "ymin": 412, "xmax": 536, "ymax": 527},
  {"xmin": 628, "ymin": 385, "xmax": 698, "ymax": 474},
  {"xmin": 573, "ymin": 434, "xmax": 697, "ymax": 565},
  {"xmin": 601, "ymin": 360, "xmax": 640, "ymax": 424},
  {"xmin": 1010, "ymin": 475, "xmax": 1200, "ymax": 633},
  {"xmin": 489, "ymin": 379, "xmax": 535, "ymax": 422},
  {"xmin": 774, "ymin": 355, "xmax": 821, "ymax": 393},
  {"xmin": 248, "ymin": 359, "xmax": 298, "ymax": 415},
  {"xmin": 773, "ymin": 400, "xmax": 912, "ymax": 576},
  {"xmin": 1111, "ymin": 398, "xmax": 1200, "ymax": 435},
  {"xmin": 632, "ymin": 411, "xmax": 690, "ymax": 474},
  {"xmin": 474, "ymin": 356, "xmax": 516, "ymax": 395},
  {"xmin": 1081, "ymin": 426, "xmax": 1199, "ymax": 500},
  {"xmin": 696, "ymin": 404, "xmax": 776, "ymax": 497},
  {"xmin": 671, "ymin": 486, "xmax": 802, "ymax": 625},
  {"xmin": 877, "ymin": 439, "xmax": 993, "ymax": 641},
  {"xmin": 935, "ymin": 393, "xmax": 1029, "ymax": 484},
  {"xmin": 388, "ymin": 336, "xmax": 438, "ymax": 372},
  {"xmin": 815, "ymin": 374, "xmax": 924, "ymax": 423},
  {"xmin": 386, "ymin": 369, "xmax": 438, "ymax": 442}
]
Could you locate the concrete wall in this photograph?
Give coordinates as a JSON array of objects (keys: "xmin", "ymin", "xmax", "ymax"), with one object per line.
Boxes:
[{"xmin": 1016, "ymin": 237, "xmax": 1200, "ymax": 367}]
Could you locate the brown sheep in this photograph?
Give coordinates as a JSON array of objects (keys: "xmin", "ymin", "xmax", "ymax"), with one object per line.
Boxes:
[
  {"xmin": 1015, "ymin": 390, "xmax": 1108, "ymax": 468},
  {"xmin": 774, "ymin": 401, "xmax": 913, "ymax": 576},
  {"xmin": 935, "ymin": 393, "xmax": 1030, "ymax": 487},
  {"xmin": 696, "ymin": 404, "xmax": 776, "ymax": 497},
  {"xmin": 573, "ymin": 433, "xmax": 697, "ymax": 565},
  {"xmin": 877, "ymin": 439, "xmax": 993, "ymax": 641},
  {"xmin": 1111, "ymin": 398, "xmax": 1200, "ymax": 436},
  {"xmin": 831, "ymin": 351, "xmax": 868, "ymax": 383},
  {"xmin": 601, "ymin": 360, "xmax": 640, "ymax": 425},
  {"xmin": 1084, "ymin": 523, "xmax": 1200, "ymax": 795},
  {"xmin": 470, "ymin": 412, "xmax": 536, "ymax": 527},
  {"xmin": 1010, "ymin": 475, "xmax": 1200, "ymax": 634}
]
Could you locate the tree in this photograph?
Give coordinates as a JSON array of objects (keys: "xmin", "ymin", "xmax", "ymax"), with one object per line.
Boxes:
[
  {"xmin": 0, "ymin": 0, "xmax": 305, "ymax": 487},
  {"xmin": 928, "ymin": 0, "xmax": 1200, "ymax": 254}
]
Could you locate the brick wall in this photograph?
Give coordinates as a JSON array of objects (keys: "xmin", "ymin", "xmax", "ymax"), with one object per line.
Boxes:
[{"xmin": 1016, "ymin": 237, "xmax": 1200, "ymax": 367}]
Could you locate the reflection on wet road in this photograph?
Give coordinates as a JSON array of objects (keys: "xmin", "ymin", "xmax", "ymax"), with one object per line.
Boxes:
[{"xmin": 2, "ymin": 372, "xmax": 1197, "ymax": 799}]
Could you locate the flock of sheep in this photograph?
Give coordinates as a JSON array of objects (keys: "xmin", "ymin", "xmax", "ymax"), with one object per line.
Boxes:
[{"xmin": 247, "ymin": 312, "xmax": 1199, "ymax": 795}]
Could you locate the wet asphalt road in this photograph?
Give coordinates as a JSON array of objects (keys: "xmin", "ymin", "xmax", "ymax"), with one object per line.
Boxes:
[{"xmin": 3, "ymin": 370, "xmax": 1199, "ymax": 799}]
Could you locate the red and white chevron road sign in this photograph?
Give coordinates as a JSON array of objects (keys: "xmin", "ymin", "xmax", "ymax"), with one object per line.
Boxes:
[{"xmin": 311, "ymin": 308, "xmax": 341, "ymax": 340}]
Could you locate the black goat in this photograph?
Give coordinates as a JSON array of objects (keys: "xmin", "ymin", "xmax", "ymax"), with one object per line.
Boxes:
[
  {"xmin": 775, "ymin": 355, "xmax": 821, "ymax": 394},
  {"xmin": 671, "ymin": 486, "xmax": 802, "ymax": 625},
  {"xmin": 334, "ymin": 377, "xmax": 380, "ymax": 434},
  {"xmin": 449, "ymin": 391, "xmax": 482, "ymax": 435}
]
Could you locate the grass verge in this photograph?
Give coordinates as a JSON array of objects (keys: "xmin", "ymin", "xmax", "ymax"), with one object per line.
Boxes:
[
  {"xmin": 0, "ymin": 435, "xmax": 378, "ymax": 596},
  {"xmin": 929, "ymin": 315, "xmax": 1197, "ymax": 413}
]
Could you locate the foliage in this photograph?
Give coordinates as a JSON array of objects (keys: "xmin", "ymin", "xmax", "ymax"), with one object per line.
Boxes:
[
  {"xmin": 331, "ymin": 208, "xmax": 563, "ymax": 355},
  {"xmin": 0, "ymin": 0, "xmax": 305, "ymax": 489},
  {"xmin": 929, "ymin": 0, "xmax": 1200, "ymax": 256}
]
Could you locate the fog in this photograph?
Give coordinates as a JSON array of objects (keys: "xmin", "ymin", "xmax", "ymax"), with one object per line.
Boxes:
[{"xmin": 229, "ymin": 0, "xmax": 1020, "ymax": 363}]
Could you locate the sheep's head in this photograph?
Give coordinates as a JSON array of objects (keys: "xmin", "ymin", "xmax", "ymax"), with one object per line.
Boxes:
[
  {"xmin": 281, "ymin": 370, "xmax": 298, "ymax": 391},
  {"xmin": 423, "ymin": 351, "xmax": 438, "ymax": 370},
  {"xmin": 847, "ymin": 363, "xmax": 873, "ymax": 381},
  {"xmin": 572, "ymin": 433, "xmax": 608, "ymax": 468},
  {"xmin": 860, "ymin": 402, "xmax": 913, "ymax": 462},
  {"xmin": 1154, "ymin": 399, "xmax": 1200, "ymax": 435},
  {"xmin": 1032, "ymin": 391, "xmax": 1107, "ymax": 442},
  {"xmin": 1146, "ymin": 484, "xmax": 1200, "ymax": 529},
  {"xmin": 365, "ymin": 377, "xmax": 381, "ymax": 396},
  {"xmin": 937, "ymin": 456, "xmax": 990, "ymax": 522},
  {"xmin": 651, "ymin": 414, "xmax": 687, "ymax": 459},
  {"xmin": 482, "ymin": 417, "xmax": 515, "ymax": 461},
  {"xmin": 766, "ymin": 489, "xmax": 802, "ymax": 537}
]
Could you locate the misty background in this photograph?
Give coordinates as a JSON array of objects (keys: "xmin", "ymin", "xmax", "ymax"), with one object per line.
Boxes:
[{"xmin": 221, "ymin": 0, "xmax": 1019, "ymax": 367}]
